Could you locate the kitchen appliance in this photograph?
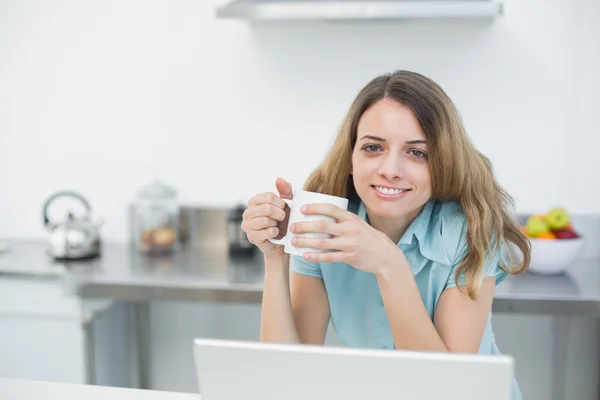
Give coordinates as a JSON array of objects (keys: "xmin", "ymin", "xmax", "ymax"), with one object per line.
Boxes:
[
  {"xmin": 43, "ymin": 191, "xmax": 103, "ymax": 260},
  {"xmin": 227, "ymin": 204, "xmax": 255, "ymax": 257},
  {"xmin": 215, "ymin": 0, "xmax": 504, "ymax": 21},
  {"xmin": 132, "ymin": 180, "xmax": 180, "ymax": 255}
]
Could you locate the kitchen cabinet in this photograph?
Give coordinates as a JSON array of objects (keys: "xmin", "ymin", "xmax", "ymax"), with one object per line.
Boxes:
[
  {"xmin": 0, "ymin": 277, "xmax": 130, "ymax": 387},
  {"xmin": 0, "ymin": 278, "xmax": 87, "ymax": 383},
  {"xmin": 0, "ymin": 313, "xmax": 86, "ymax": 383}
]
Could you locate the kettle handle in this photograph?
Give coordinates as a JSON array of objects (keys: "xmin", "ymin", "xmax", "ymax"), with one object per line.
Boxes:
[{"xmin": 43, "ymin": 191, "xmax": 92, "ymax": 228}]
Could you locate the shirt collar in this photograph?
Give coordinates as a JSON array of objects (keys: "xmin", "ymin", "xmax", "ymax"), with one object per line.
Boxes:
[{"xmin": 357, "ymin": 198, "xmax": 452, "ymax": 267}]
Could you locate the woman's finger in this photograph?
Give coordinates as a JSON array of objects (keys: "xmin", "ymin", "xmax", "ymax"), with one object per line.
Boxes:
[
  {"xmin": 291, "ymin": 236, "xmax": 352, "ymax": 251},
  {"xmin": 300, "ymin": 203, "xmax": 354, "ymax": 222},
  {"xmin": 248, "ymin": 192, "xmax": 286, "ymax": 210},
  {"xmin": 248, "ymin": 227, "xmax": 280, "ymax": 244},
  {"xmin": 291, "ymin": 220, "xmax": 342, "ymax": 236},
  {"xmin": 244, "ymin": 203, "xmax": 287, "ymax": 222},
  {"xmin": 250, "ymin": 216, "xmax": 279, "ymax": 230}
]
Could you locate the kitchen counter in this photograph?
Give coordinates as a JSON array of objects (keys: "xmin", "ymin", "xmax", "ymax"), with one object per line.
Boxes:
[
  {"xmin": 2, "ymin": 240, "xmax": 599, "ymax": 400},
  {"xmin": 1, "ymin": 240, "xmax": 599, "ymax": 316},
  {"xmin": 0, "ymin": 377, "xmax": 200, "ymax": 400}
]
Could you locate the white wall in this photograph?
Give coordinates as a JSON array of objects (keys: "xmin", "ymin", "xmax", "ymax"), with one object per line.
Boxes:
[
  {"xmin": 2, "ymin": 1, "xmax": 600, "ymax": 399},
  {"xmin": 1, "ymin": 0, "xmax": 599, "ymax": 243}
]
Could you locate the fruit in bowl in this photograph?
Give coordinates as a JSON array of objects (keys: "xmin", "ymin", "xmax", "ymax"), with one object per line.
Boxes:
[
  {"xmin": 523, "ymin": 208, "xmax": 580, "ymax": 240},
  {"xmin": 520, "ymin": 208, "xmax": 584, "ymax": 275},
  {"xmin": 546, "ymin": 208, "xmax": 570, "ymax": 230},
  {"xmin": 525, "ymin": 215, "xmax": 550, "ymax": 237}
]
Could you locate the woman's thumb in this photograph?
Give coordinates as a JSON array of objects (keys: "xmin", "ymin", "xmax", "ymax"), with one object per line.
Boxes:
[{"xmin": 275, "ymin": 177, "xmax": 293, "ymax": 199}]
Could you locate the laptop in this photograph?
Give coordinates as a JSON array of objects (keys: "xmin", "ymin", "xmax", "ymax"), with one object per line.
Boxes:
[{"xmin": 193, "ymin": 338, "xmax": 513, "ymax": 400}]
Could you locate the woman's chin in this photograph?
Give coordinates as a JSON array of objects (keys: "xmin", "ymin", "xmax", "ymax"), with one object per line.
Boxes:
[{"xmin": 363, "ymin": 201, "xmax": 409, "ymax": 219}]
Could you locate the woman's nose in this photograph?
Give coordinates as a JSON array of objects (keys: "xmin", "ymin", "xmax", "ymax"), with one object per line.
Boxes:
[{"xmin": 378, "ymin": 154, "xmax": 404, "ymax": 181}]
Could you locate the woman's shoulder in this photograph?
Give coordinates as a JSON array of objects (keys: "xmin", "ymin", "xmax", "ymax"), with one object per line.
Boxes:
[
  {"xmin": 435, "ymin": 199, "xmax": 465, "ymax": 221},
  {"xmin": 430, "ymin": 200, "xmax": 510, "ymax": 286},
  {"xmin": 427, "ymin": 199, "xmax": 468, "ymax": 265},
  {"xmin": 431, "ymin": 199, "xmax": 466, "ymax": 230}
]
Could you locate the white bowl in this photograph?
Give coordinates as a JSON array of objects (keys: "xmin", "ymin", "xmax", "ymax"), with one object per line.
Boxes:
[{"xmin": 525, "ymin": 237, "xmax": 585, "ymax": 275}]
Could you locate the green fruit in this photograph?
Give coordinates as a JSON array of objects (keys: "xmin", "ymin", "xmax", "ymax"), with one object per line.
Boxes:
[
  {"xmin": 546, "ymin": 208, "xmax": 570, "ymax": 230},
  {"xmin": 526, "ymin": 216, "xmax": 549, "ymax": 237}
]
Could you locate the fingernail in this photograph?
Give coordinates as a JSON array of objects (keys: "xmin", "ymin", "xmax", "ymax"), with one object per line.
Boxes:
[
  {"xmin": 291, "ymin": 237, "xmax": 298, "ymax": 245},
  {"xmin": 290, "ymin": 223, "xmax": 296, "ymax": 233},
  {"xmin": 300, "ymin": 205, "xmax": 307, "ymax": 212}
]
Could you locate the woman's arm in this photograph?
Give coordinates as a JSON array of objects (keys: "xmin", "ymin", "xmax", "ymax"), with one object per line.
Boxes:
[
  {"xmin": 291, "ymin": 271, "xmax": 331, "ymax": 344},
  {"xmin": 260, "ymin": 255, "xmax": 330, "ymax": 345},
  {"xmin": 376, "ymin": 256, "xmax": 494, "ymax": 353},
  {"xmin": 287, "ymin": 203, "xmax": 493, "ymax": 352}
]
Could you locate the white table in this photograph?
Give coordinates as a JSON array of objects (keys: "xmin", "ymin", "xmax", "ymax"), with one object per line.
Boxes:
[{"xmin": 0, "ymin": 378, "xmax": 201, "ymax": 400}]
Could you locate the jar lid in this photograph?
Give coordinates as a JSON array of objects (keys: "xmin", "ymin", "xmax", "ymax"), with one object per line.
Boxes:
[{"xmin": 136, "ymin": 180, "xmax": 177, "ymax": 199}]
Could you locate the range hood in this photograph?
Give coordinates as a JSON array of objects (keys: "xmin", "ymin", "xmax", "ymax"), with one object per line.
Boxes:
[{"xmin": 215, "ymin": 0, "xmax": 504, "ymax": 21}]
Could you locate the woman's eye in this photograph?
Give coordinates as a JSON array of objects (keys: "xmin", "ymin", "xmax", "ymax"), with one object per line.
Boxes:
[
  {"xmin": 409, "ymin": 149, "xmax": 427, "ymax": 158},
  {"xmin": 362, "ymin": 145, "xmax": 381, "ymax": 153}
]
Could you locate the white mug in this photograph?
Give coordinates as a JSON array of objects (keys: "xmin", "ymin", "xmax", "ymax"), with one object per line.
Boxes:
[{"xmin": 268, "ymin": 190, "xmax": 349, "ymax": 257}]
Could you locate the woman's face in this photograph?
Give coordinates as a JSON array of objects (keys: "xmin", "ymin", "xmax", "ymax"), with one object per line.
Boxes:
[{"xmin": 351, "ymin": 98, "xmax": 432, "ymax": 222}]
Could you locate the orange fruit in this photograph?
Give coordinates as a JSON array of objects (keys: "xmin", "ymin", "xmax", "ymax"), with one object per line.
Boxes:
[
  {"xmin": 565, "ymin": 222, "xmax": 574, "ymax": 231},
  {"xmin": 537, "ymin": 232, "xmax": 556, "ymax": 240}
]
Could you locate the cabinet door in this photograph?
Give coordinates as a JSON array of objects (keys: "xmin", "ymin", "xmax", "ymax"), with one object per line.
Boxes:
[
  {"xmin": 0, "ymin": 316, "xmax": 85, "ymax": 383},
  {"xmin": 0, "ymin": 277, "xmax": 85, "ymax": 383}
]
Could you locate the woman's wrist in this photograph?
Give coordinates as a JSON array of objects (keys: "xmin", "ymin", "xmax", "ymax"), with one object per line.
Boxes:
[
  {"xmin": 374, "ymin": 246, "xmax": 410, "ymax": 280},
  {"xmin": 263, "ymin": 252, "xmax": 290, "ymax": 272}
]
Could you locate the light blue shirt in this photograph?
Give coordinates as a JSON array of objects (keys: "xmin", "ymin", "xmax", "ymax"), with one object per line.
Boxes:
[{"xmin": 291, "ymin": 197, "xmax": 521, "ymax": 400}]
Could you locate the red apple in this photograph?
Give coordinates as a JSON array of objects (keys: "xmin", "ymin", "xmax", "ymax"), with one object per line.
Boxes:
[{"xmin": 554, "ymin": 230, "xmax": 580, "ymax": 239}]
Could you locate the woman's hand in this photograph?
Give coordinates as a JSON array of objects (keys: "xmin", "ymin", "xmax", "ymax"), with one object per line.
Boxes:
[
  {"xmin": 241, "ymin": 178, "xmax": 293, "ymax": 257},
  {"xmin": 290, "ymin": 203, "xmax": 405, "ymax": 274}
]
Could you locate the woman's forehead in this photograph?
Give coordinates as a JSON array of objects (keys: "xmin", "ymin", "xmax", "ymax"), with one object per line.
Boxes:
[{"xmin": 357, "ymin": 100, "xmax": 426, "ymax": 143}]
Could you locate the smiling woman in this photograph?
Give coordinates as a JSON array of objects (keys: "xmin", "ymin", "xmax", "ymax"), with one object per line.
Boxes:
[
  {"xmin": 240, "ymin": 70, "xmax": 530, "ymax": 400},
  {"xmin": 302, "ymin": 70, "xmax": 530, "ymax": 298}
]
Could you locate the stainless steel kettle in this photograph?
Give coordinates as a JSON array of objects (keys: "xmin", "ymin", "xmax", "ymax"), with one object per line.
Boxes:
[{"xmin": 43, "ymin": 191, "xmax": 104, "ymax": 260}]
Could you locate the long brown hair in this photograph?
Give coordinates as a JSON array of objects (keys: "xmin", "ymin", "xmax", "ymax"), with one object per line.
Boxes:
[{"xmin": 304, "ymin": 70, "xmax": 530, "ymax": 300}]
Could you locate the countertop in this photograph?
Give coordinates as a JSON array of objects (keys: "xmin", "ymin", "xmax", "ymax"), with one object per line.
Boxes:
[{"xmin": 1, "ymin": 240, "xmax": 600, "ymax": 316}]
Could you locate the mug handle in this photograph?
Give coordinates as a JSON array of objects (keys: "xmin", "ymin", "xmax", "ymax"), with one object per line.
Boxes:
[{"xmin": 268, "ymin": 198, "xmax": 293, "ymax": 245}]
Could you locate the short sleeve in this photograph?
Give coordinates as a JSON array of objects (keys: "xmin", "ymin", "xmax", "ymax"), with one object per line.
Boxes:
[
  {"xmin": 445, "ymin": 234, "xmax": 509, "ymax": 290},
  {"xmin": 290, "ymin": 255, "xmax": 322, "ymax": 278}
]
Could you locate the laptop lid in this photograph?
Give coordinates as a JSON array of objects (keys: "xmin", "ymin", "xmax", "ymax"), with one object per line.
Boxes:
[{"xmin": 193, "ymin": 338, "xmax": 512, "ymax": 400}]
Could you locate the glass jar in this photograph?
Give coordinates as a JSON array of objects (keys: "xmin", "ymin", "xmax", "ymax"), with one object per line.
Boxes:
[{"xmin": 133, "ymin": 180, "xmax": 179, "ymax": 255}]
